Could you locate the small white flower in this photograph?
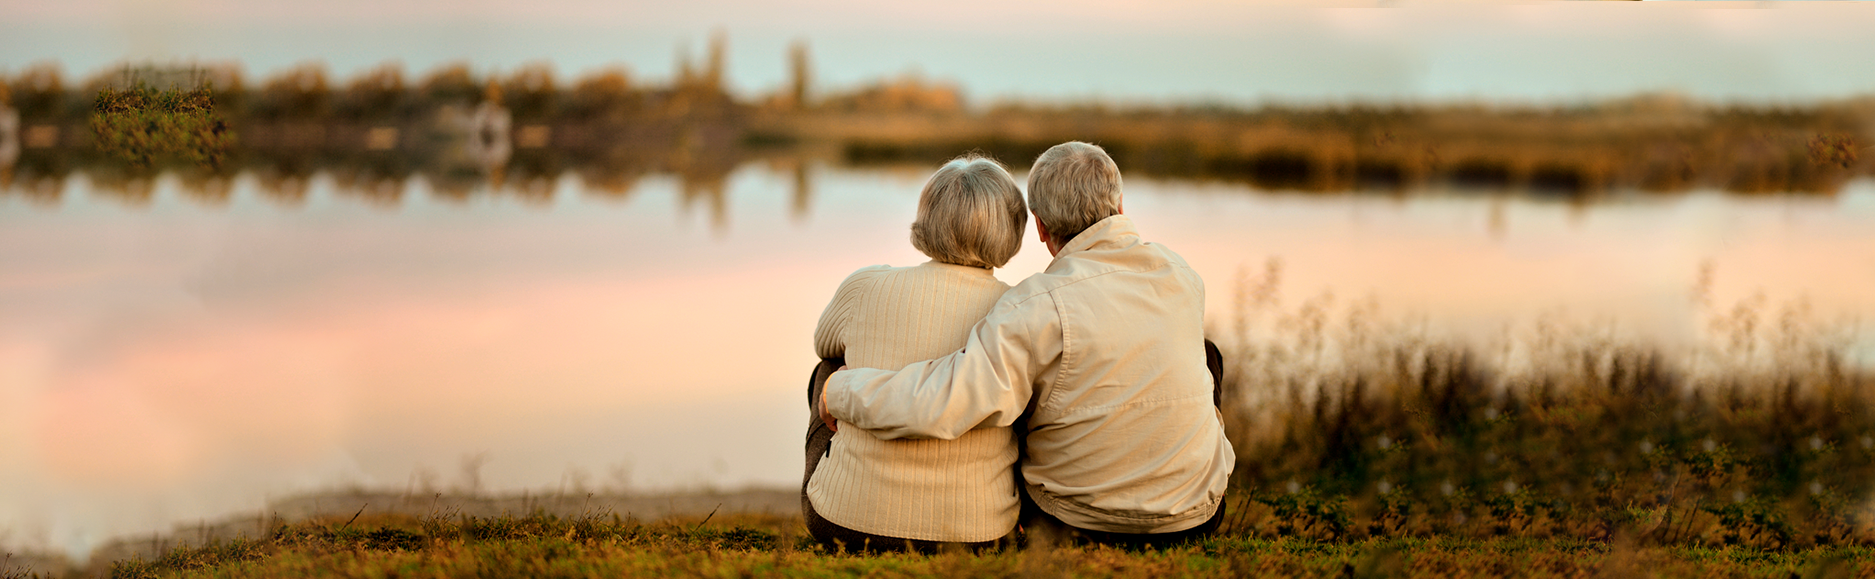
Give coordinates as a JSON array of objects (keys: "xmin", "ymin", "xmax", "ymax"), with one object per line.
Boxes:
[
  {"xmin": 1639, "ymin": 440, "xmax": 1654, "ymax": 455},
  {"xmin": 1860, "ymin": 436, "xmax": 1873, "ymax": 449},
  {"xmin": 1377, "ymin": 480, "xmax": 1392, "ymax": 495},
  {"xmin": 1441, "ymin": 480, "xmax": 1456, "ymax": 497},
  {"xmin": 1809, "ymin": 481, "xmax": 1824, "ymax": 495},
  {"xmin": 1286, "ymin": 480, "xmax": 1301, "ymax": 494},
  {"xmin": 1485, "ymin": 451, "xmax": 1499, "ymax": 464},
  {"xmin": 1377, "ymin": 435, "xmax": 1392, "ymax": 450},
  {"xmin": 1484, "ymin": 408, "xmax": 1499, "ymax": 421},
  {"xmin": 1502, "ymin": 481, "xmax": 1519, "ymax": 494},
  {"xmin": 1732, "ymin": 490, "xmax": 1747, "ymax": 503},
  {"xmin": 1809, "ymin": 437, "xmax": 1824, "ymax": 451},
  {"xmin": 1702, "ymin": 438, "xmax": 1716, "ymax": 453}
]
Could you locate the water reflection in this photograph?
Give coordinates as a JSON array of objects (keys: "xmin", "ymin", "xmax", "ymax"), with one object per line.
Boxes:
[{"xmin": 1, "ymin": 164, "xmax": 1872, "ymax": 559}]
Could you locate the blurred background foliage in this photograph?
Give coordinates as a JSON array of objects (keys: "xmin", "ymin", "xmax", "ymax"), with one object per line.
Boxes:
[{"xmin": 2, "ymin": 39, "xmax": 1870, "ymax": 209}]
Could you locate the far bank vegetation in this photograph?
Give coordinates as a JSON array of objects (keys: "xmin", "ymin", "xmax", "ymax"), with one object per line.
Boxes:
[{"xmin": 3, "ymin": 39, "xmax": 1869, "ymax": 203}]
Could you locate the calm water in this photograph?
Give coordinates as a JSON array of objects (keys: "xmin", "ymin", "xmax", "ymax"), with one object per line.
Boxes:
[{"xmin": 3, "ymin": 165, "xmax": 1874, "ymax": 556}]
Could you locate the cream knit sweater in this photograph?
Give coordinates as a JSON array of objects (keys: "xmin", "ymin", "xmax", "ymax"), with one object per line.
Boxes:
[{"xmin": 807, "ymin": 261, "xmax": 1020, "ymax": 542}]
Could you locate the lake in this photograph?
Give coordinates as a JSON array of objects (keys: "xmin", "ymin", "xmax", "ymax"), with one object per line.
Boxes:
[{"xmin": 2, "ymin": 164, "xmax": 1873, "ymax": 557}]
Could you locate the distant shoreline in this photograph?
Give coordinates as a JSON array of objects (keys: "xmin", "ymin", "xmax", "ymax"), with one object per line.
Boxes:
[{"xmin": 5, "ymin": 63, "xmax": 1870, "ymax": 200}]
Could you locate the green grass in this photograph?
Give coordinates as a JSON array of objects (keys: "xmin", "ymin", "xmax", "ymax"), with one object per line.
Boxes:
[
  {"xmin": 89, "ymin": 85, "xmax": 233, "ymax": 169},
  {"xmin": 100, "ymin": 512, "xmax": 1873, "ymax": 579}
]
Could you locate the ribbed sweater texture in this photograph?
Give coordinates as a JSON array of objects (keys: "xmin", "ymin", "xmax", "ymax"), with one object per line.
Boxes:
[{"xmin": 806, "ymin": 261, "xmax": 1020, "ymax": 542}]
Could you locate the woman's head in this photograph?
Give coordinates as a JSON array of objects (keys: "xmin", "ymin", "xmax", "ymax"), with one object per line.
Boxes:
[{"xmin": 910, "ymin": 155, "xmax": 1028, "ymax": 269}]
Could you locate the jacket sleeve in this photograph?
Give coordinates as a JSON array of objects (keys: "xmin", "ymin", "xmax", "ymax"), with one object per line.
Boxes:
[{"xmin": 825, "ymin": 292, "xmax": 1059, "ymax": 440}]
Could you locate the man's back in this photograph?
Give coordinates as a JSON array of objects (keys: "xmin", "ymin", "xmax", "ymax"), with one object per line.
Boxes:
[{"xmin": 1004, "ymin": 215, "xmax": 1233, "ymax": 534}]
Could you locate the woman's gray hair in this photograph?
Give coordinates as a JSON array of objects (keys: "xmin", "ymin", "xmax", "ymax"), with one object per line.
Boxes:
[
  {"xmin": 1027, "ymin": 141, "xmax": 1122, "ymax": 244},
  {"xmin": 910, "ymin": 155, "xmax": 1028, "ymax": 269}
]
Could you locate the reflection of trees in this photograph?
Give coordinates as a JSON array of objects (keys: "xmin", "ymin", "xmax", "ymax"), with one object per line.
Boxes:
[
  {"xmin": 792, "ymin": 160, "xmax": 812, "ymax": 222},
  {"xmin": 679, "ymin": 171, "xmax": 729, "ymax": 231},
  {"xmin": 500, "ymin": 151, "xmax": 558, "ymax": 205},
  {"xmin": 178, "ymin": 172, "xmax": 233, "ymax": 206},
  {"xmin": 579, "ymin": 164, "xmax": 641, "ymax": 201},
  {"xmin": 331, "ymin": 162, "xmax": 412, "ymax": 208},
  {"xmin": 427, "ymin": 168, "xmax": 480, "ymax": 204},
  {"xmin": 673, "ymin": 124, "xmax": 739, "ymax": 231},
  {"xmin": 87, "ymin": 170, "xmax": 155, "ymax": 206},
  {"xmin": 761, "ymin": 155, "xmax": 814, "ymax": 222},
  {"xmin": 255, "ymin": 165, "xmax": 311, "ymax": 206},
  {"xmin": 2, "ymin": 168, "xmax": 63, "ymax": 206}
]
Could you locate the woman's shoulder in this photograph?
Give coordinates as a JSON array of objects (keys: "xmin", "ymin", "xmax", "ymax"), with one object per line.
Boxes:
[
  {"xmin": 837, "ymin": 264, "xmax": 894, "ymax": 286},
  {"xmin": 827, "ymin": 264, "xmax": 894, "ymax": 298},
  {"xmin": 837, "ymin": 262, "xmax": 1008, "ymax": 297}
]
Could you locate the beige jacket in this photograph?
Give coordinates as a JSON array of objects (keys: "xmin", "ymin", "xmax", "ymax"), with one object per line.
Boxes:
[
  {"xmin": 826, "ymin": 215, "xmax": 1234, "ymax": 534},
  {"xmin": 808, "ymin": 261, "xmax": 1021, "ymax": 542}
]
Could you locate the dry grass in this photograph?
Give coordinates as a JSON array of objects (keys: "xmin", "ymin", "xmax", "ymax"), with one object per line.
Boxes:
[
  {"xmin": 95, "ymin": 511, "xmax": 1875, "ymax": 578},
  {"xmin": 80, "ymin": 266, "xmax": 1875, "ymax": 577},
  {"xmin": 1215, "ymin": 259, "xmax": 1875, "ymax": 549}
]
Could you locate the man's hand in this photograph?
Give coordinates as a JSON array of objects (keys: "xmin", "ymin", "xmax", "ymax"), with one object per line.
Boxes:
[{"xmin": 818, "ymin": 366, "xmax": 846, "ymax": 432}]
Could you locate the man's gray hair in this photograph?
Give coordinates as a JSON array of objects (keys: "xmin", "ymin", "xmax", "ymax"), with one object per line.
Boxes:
[
  {"xmin": 1027, "ymin": 141, "xmax": 1122, "ymax": 244},
  {"xmin": 910, "ymin": 155, "xmax": 1028, "ymax": 269}
]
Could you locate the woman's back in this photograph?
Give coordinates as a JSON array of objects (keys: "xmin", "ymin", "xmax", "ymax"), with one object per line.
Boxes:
[{"xmin": 809, "ymin": 261, "xmax": 1018, "ymax": 543}]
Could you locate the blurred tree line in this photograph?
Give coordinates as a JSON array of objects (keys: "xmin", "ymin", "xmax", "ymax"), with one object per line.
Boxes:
[{"xmin": 0, "ymin": 34, "xmax": 1869, "ymax": 208}]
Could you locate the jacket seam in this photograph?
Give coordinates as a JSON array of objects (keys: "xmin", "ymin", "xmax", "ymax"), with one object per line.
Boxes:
[{"xmin": 1042, "ymin": 292, "xmax": 1070, "ymax": 413}]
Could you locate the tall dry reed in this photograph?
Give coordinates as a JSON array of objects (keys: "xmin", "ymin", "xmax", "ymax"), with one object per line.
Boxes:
[{"xmin": 1213, "ymin": 259, "xmax": 1874, "ymax": 548}]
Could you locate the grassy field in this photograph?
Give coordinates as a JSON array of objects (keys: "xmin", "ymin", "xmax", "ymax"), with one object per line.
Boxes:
[
  {"xmin": 45, "ymin": 510, "xmax": 1865, "ymax": 579},
  {"xmin": 7, "ymin": 287, "xmax": 1860, "ymax": 578},
  {"xmin": 1215, "ymin": 263, "xmax": 1875, "ymax": 551}
]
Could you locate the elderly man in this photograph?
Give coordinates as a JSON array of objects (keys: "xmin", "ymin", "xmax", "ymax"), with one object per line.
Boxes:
[{"xmin": 819, "ymin": 141, "xmax": 1234, "ymax": 547}]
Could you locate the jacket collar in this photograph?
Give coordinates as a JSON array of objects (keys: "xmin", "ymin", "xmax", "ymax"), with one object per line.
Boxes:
[{"xmin": 1053, "ymin": 215, "xmax": 1138, "ymax": 261}]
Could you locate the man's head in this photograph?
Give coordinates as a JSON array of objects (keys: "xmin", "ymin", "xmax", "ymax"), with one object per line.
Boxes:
[
  {"xmin": 1027, "ymin": 141, "xmax": 1123, "ymax": 252},
  {"xmin": 910, "ymin": 155, "xmax": 1029, "ymax": 269}
]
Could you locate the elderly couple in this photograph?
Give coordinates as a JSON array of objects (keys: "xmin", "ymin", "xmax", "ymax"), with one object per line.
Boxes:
[{"xmin": 802, "ymin": 141, "xmax": 1235, "ymax": 551}]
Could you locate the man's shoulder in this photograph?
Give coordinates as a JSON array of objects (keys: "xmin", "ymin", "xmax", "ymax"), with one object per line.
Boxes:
[
  {"xmin": 997, "ymin": 244, "xmax": 1199, "ymax": 319},
  {"xmin": 1030, "ymin": 239, "xmax": 1198, "ymax": 287},
  {"xmin": 1142, "ymin": 241, "xmax": 1204, "ymax": 291},
  {"xmin": 1140, "ymin": 241, "xmax": 1195, "ymax": 270}
]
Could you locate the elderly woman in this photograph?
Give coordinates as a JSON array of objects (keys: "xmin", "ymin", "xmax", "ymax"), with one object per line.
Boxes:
[{"xmin": 802, "ymin": 156, "xmax": 1028, "ymax": 552}]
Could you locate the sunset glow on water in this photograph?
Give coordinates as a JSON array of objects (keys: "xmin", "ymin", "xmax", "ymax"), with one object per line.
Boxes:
[{"xmin": 3, "ymin": 166, "xmax": 1872, "ymax": 555}]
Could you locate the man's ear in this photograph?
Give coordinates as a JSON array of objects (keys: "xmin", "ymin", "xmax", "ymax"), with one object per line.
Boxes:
[
  {"xmin": 1115, "ymin": 199, "xmax": 1124, "ymax": 215},
  {"xmin": 1034, "ymin": 214, "xmax": 1051, "ymax": 245}
]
